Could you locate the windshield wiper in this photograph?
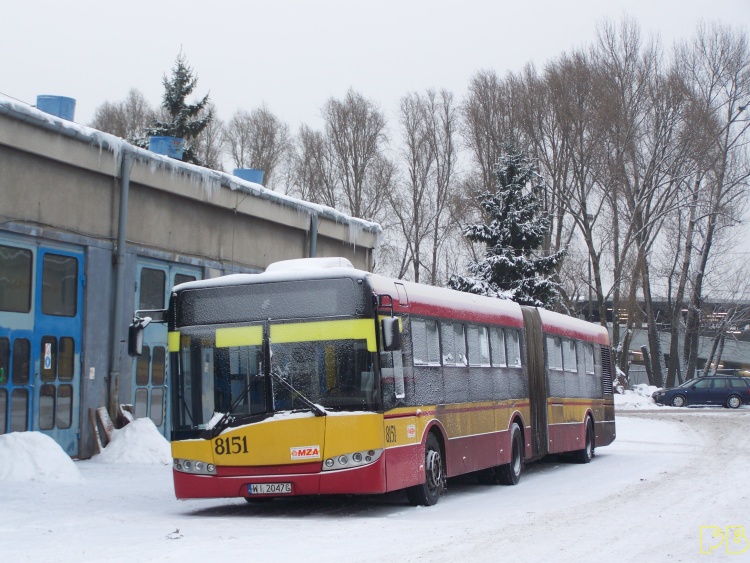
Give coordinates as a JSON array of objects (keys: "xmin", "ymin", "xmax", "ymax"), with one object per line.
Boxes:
[
  {"xmin": 208, "ymin": 379, "xmax": 262, "ymax": 438},
  {"xmin": 271, "ymin": 372, "xmax": 327, "ymax": 417}
]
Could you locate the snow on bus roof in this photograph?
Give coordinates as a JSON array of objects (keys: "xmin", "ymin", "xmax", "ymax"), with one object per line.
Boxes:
[
  {"xmin": 367, "ymin": 274, "xmax": 525, "ymax": 327},
  {"xmin": 172, "ymin": 265, "xmax": 364, "ymax": 293},
  {"xmin": 537, "ymin": 308, "xmax": 609, "ymax": 345}
]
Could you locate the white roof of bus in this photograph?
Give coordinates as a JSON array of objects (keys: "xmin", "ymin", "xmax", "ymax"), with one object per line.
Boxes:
[{"xmin": 537, "ymin": 307, "xmax": 609, "ymax": 344}]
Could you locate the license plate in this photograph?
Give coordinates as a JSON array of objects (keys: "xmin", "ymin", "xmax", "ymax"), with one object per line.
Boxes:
[{"xmin": 248, "ymin": 483, "xmax": 292, "ymax": 495}]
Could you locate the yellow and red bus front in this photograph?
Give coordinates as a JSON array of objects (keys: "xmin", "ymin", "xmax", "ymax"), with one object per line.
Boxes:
[{"xmin": 168, "ymin": 313, "xmax": 398, "ymax": 499}]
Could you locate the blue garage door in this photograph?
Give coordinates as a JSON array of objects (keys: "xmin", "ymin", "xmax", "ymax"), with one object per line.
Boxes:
[
  {"xmin": 0, "ymin": 239, "xmax": 83, "ymax": 456},
  {"xmin": 133, "ymin": 260, "xmax": 201, "ymax": 437}
]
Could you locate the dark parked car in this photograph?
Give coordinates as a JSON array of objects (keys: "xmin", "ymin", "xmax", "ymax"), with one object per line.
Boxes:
[{"xmin": 652, "ymin": 376, "xmax": 750, "ymax": 408}]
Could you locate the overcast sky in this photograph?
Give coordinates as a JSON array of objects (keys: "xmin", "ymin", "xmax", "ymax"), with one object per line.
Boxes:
[{"xmin": 2, "ymin": 0, "xmax": 748, "ymax": 130}]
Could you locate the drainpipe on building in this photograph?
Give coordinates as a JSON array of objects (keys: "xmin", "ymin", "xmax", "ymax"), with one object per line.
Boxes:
[
  {"xmin": 309, "ymin": 213, "xmax": 318, "ymax": 258},
  {"xmin": 108, "ymin": 150, "xmax": 132, "ymax": 417}
]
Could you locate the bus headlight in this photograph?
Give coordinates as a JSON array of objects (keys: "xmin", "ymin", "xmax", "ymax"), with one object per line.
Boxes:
[
  {"xmin": 173, "ymin": 458, "xmax": 217, "ymax": 475},
  {"xmin": 322, "ymin": 448, "xmax": 383, "ymax": 471}
]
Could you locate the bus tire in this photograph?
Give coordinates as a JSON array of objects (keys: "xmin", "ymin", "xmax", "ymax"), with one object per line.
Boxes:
[
  {"xmin": 496, "ymin": 422, "xmax": 523, "ymax": 486},
  {"xmin": 406, "ymin": 433, "xmax": 445, "ymax": 506},
  {"xmin": 573, "ymin": 417, "xmax": 595, "ymax": 464}
]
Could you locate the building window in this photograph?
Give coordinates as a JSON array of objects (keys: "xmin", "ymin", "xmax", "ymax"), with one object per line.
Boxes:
[
  {"xmin": 139, "ymin": 268, "xmax": 166, "ymax": 310},
  {"xmin": 174, "ymin": 273, "xmax": 196, "ymax": 287},
  {"xmin": 0, "ymin": 245, "xmax": 32, "ymax": 313},
  {"xmin": 10, "ymin": 388, "xmax": 28, "ymax": 432},
  {"xmin": 42, "ymin": 253, "xmax": 78, "ymax": 316},
  {"xmin": 136, "ymin": 345, "xmax": 151, "ymax": 386},
  {"xmin": 58, "ymin": 337, "xmax": 75, "ymax": 381},
  {"xmin": 152, "ymin": 346, "xmax": 166, "ymax": 386},
  {"xmin": 0, "ymin": 389, "xmax": 6, "ymax": 434},
  {"xmin": 12, "ymin": 338, "xmax": 30, "ymax": 385},
  {"xmin": 56, "ymin": 385, "xmax": 73, "ymax": 429},
  {"xmin": 39, "ymin": 384, "xmax": 56, "ymax": 430},
  {"xmin": 150, "ymin": 388, "xmax": 164, "ymax": 426},
  {"xmin": 0, "ymin": 337, "xmax": 9, "ymax": 385}
]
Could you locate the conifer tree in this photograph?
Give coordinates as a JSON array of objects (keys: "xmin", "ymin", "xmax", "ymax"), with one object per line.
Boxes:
[
  {"xmin": 449, "ymin": 145, "xmax": 565, "ymax": 308},
  {"xmin": 144, "ymin": 52, "xmax": 213, "ymax": 165}
]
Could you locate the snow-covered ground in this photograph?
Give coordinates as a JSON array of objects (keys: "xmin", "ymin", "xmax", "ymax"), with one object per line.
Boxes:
[{"xmin": 2, "ymin": 407, "xmax": 749, "ymax": 562}]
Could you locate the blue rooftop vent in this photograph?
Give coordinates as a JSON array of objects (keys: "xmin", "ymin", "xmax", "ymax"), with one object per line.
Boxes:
[
  {"xmin": 233, "ymin": 168, "xmax": 265, "ymax": 185},
  {"xmin": 148, "ymin": 136, "xmax": 184, "ymax": 159},
  {"xmin": 36, "ymin": 95, "xmax": 76, "ymax": 121}
]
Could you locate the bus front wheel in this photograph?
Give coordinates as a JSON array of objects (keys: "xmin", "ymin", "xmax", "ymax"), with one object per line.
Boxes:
[{"xmin": 406, "ymin": 433, "xmax": 445, "ymax": 506}]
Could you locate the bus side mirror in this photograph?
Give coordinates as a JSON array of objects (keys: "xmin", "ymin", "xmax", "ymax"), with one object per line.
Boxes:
[
  {"xmin": 381, "ymin": 317, "xmax": 401, "ymax": 352},
  {"xmin": 127, "ymin": 316, "xmax": 152, "ymax": 357}
]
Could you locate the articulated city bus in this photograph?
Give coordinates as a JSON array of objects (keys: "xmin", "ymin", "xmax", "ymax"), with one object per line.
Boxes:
[{"xmin": 129, "ymin": 257, "xmax": 615, "ymax": 506}]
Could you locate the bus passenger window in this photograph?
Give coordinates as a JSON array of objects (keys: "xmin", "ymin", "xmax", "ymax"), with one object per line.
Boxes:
[
  {"xmin": 563, "ymin": 339, "xmax": 577, "ymax": 372},
  {"xmin": 584, "ymin": 343, "xmax": 595, "ymax": 374},
  {"xmin": 411, "ymin": 318, "xmax": 440, "ymax": 366},
  {"xmin": 546, "ymin": 336, "xmax": 563, "ymax": 370},
  {"xmin": 455, "ymin": 324, "xmax": 467, "ymax": 365},
  {"xmin": 490, "ymin": 328, "xmax": 506, "ymax": 367},
  {"xmin": 506, "ymin": 330, "xmax": 521, "ymax": 367},
  {"xmin": 468, "ymin": 325, "xmax": 490, "ymax": 367}
]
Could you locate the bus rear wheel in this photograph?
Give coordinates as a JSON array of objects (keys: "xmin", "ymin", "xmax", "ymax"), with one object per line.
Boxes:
[
  {"xmin": 496, "ymin": 422, "xmax": 523, "ymax": 485},
  {"xmin": 406, "ymin": 433, "xmax": 445, "ymax": 506},
  {"xmin": 573, "ymin": 418, "xmax": 595, "ymax": 464}
]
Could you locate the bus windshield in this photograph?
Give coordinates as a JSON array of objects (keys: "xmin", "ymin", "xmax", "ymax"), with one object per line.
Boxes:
[{"xmin": 173, "ymin": 319, "xmax": 380, "ymax": 433}]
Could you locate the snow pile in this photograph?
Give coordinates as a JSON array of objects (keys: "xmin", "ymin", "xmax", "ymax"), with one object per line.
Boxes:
[
  {"xmin": 0, "ymin": 432, "xmax": 83, "ymax": 483},
  {"xmin": 615, "ymin": 383, "xmax": 661, "ymax": 410},
  {"xmin": 92, "ymin": 418, "xmax": 171, "ymax": 465}
]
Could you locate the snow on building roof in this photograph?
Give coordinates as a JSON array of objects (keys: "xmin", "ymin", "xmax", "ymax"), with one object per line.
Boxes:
[{"xmin": 0, "ymin": 94, "xmax": 381, "ymax": 239}]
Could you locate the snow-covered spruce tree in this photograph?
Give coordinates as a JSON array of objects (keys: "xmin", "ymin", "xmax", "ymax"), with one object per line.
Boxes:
[
  {"xmin": 142, "ymin": 52, "xmax": 213, "ymax": 166},
  {"xmin": 448, "ymin": 146, "xmax": 565, "ymax": 308}
]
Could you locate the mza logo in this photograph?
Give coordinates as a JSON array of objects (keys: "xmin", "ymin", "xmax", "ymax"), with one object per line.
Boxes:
[
  {"xmin": 700, "ymin": 525, "xmax": 749, "ymax": 555},
  {"xmin": 290, "ymin": 445, "xmax": 320, "ymax": 460}
]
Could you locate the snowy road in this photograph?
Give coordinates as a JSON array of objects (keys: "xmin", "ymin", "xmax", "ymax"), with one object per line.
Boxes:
[{"xmin": 2, "ymin": 409, "xmax": 749, "ymax": 562}]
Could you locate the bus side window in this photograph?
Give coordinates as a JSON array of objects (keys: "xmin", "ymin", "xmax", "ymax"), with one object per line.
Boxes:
[
  {"xmin": 440, "ymin": 321, "xmax": 467, "ymax": 366},
  {"xmin": 584, "ymin": 343, "xmax": 595, "ymax": 374},
  {"xmin": 468, "ymin": 325, "xmax": 490, "ymax": 367},
  {"xmin": 490, "ymin": 327, "xmax": 506, "ymax": 367},
  {"xmin": 562, "ymin": 338, "xmax": 577, "ymax": 372},
  {"xmin": 506, "ymin": 329, "xmax": 521, "ymax": 367},
  {"xmin": 411, "ymin": 318, "xmax": 440, "ymax": 366},
  {"xmin": 546, "ymin": 336, "xmax": 563, "ymax": 370}
]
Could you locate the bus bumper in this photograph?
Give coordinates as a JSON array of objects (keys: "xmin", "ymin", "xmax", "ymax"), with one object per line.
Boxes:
[{"xmin": 173, "ymin": 454, "xmax": 388, "ymax": 499}]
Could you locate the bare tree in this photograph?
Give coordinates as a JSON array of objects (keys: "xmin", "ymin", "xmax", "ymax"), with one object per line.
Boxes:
[
  {"xmin": 90, "ymin": 89, "xmax": 157, "ymax": 141},
  {"xmin": 462, "ymin": 70, "xmax": 523, "ymax": 196},
  {"xmin": 291, "ymin": 90, "xmax": 395, "ymax": 223},
  {"xmin": 677, "ymin": 22, "xmax": 750, "ymax": 381},
  {"xmin": 390, "ymin": 90, "xmax": 459, "ymax": 283},
  {"xmin": 193, "ymin": 103, "xmax": 226, "ymax": 171},
  {"xmin": 225, "ymin": 105, "xmax": 291, "ymax": 189}
]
